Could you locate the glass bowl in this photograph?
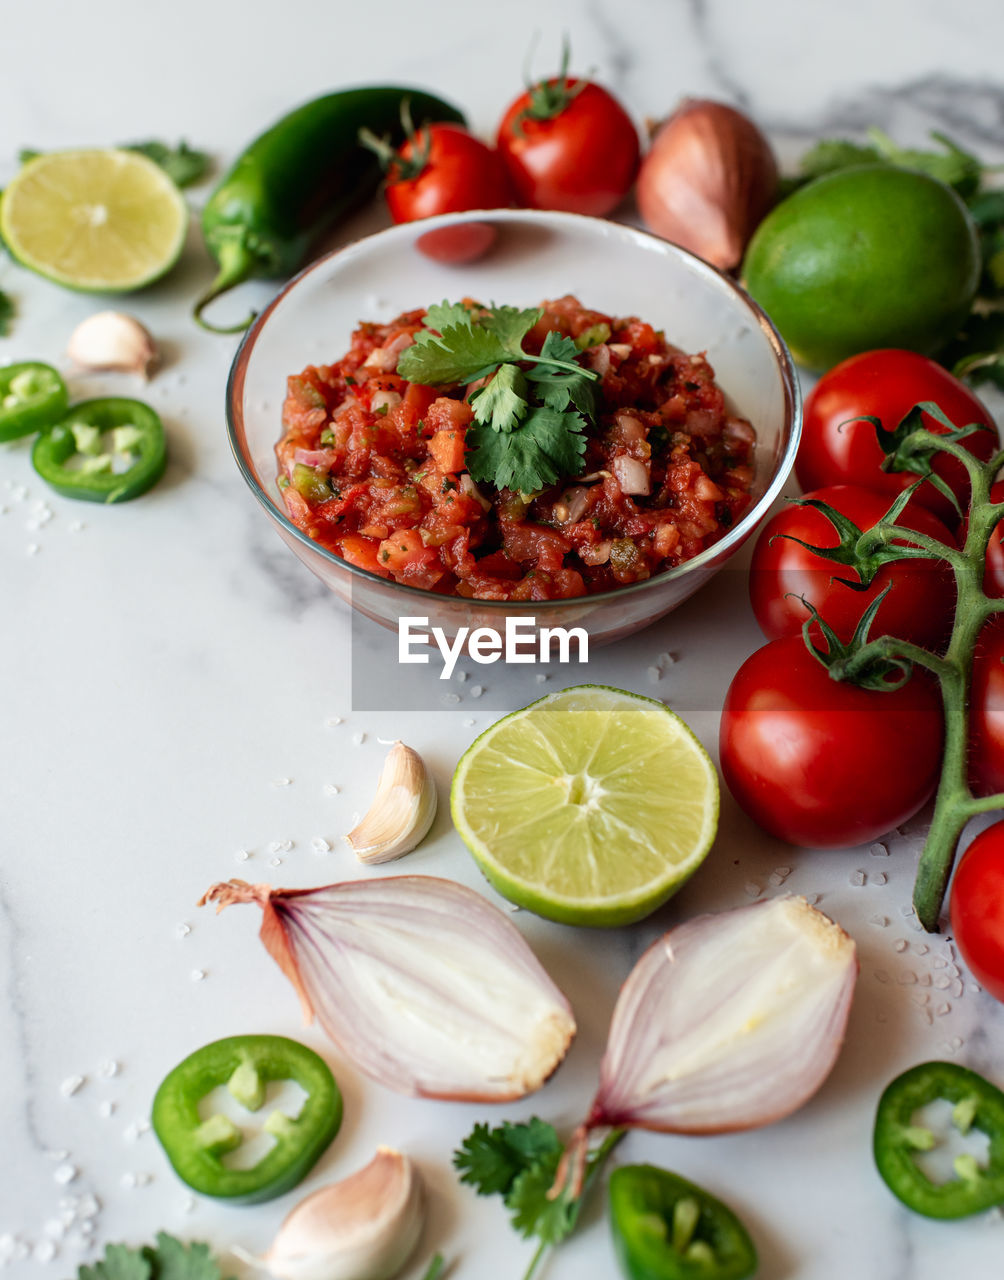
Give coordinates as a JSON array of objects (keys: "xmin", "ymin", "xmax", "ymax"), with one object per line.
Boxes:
[{"xmin": 227, "ymin": 209, "xmax": 800, "ymax": 645}]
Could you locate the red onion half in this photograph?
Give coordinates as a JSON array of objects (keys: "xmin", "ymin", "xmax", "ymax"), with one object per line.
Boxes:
[
  {"xmin": 200, "ymin": 877, "xmax": 576, "ymax": 1103},
  {"xmin": 590, "ymin": 896, "xmax": 857, "ymax": 1135}
]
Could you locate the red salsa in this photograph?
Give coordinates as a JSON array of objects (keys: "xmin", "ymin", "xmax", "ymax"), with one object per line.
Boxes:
[{"xmin": 276, "ymin": 296, "xmax": 756, "ymax": 600}]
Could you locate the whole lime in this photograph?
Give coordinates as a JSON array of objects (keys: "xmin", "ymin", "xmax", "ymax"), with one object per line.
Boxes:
[{"xmin": 742, "ymin": 165, "xmax": 980, "ymax": 371}]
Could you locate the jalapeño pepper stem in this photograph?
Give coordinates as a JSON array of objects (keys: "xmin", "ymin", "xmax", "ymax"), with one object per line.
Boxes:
[{"xmin": 193, "ymin": 237, "xmax": 260, "ymax": 334}]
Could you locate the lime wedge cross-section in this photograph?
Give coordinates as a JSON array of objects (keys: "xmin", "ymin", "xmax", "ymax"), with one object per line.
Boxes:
[
  {"xmin": 451, "ymin": 685, "xmax": 719, "ymax": 927},
  {"xmin": 0, "ymin": 149, "xmax": 188, "ymax": 292}
]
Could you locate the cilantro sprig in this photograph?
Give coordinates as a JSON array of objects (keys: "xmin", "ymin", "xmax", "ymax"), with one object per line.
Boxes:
[
  {"xmin": 78, "ymin": 1232, "xmax": 232, "ymax": 1280},
  {"xmin": 396, "ymin": 301, "xmax": 599, "ymax": 494},
  {"xmin": 454, "ymin": 1118, "xmax": 624, "ymax": 1280}
]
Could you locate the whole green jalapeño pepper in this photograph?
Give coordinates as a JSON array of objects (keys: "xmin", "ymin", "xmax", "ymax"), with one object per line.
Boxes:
[
  {"xmin": 609, "ymin": 1165, "xmax": 758, "ymax": 1280},
  {"xmin": 31, "ymin": 397, "xmax": 166, "ymax": 503},
  {"xmin": 0, "ymin": 362, "xmax": 68, "ymax": 442},
  {"xmin": 152, "ymin": 1034, "xmax": 342, "ymax": 1204},
  {"xmin": 195, "ymin": 86, "xmax": 465, "ymax": 333},
  {"xmin": 873, "ymin": 1061, "xmax": 1004, "ymax": 1218}
]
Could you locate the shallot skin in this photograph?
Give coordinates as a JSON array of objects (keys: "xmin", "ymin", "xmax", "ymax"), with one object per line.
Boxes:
[
  {"xmin": 637, "ymin": 99, "xmax": 778, "ymax": 272},
  {"xmin": 590, "ymin": 896, "xmax": 858, "ymax": 1135}
]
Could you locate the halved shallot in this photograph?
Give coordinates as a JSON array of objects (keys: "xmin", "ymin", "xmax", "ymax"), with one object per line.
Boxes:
[
  {"xmin": 557, "ymin": 896, "xmax": 857, "ymax": 1194},
  {"xmin": 199, "ymin": 877, "xmax": 576, "ymax": 1103}
]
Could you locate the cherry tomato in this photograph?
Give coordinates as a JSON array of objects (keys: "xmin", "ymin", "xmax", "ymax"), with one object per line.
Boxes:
[
  {"xmin": 798, "ymin": 349, "xmax": 999, "ymax": 526},
  {"xmin": 949, "ymin": 820, "xmax": 1004, "ymax": 1003},
  {"xmin": 496, "ymin": 79, "xmax": 639, "ymax": 216},
  {"xmin": 719, "ymin": 636, "xmax": 944, "ymax": 848},
  {"xmin": 982, "ymin": 479, "xmax": 1004, "ymax": 597},
  {"xmin": 383, "ymin": 124, "xmax": 513, "ymax": 263},
  {"xmin": 969, "ymin": 617, "xmax": 1004, "ymax": 797},
  {"xmin": 749, "ymin": 484, "xmax": 957, "ymax": 648}
]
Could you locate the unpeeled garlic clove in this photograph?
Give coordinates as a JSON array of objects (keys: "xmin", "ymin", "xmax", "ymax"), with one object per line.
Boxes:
[
  {"xmin": 67, "ymin": 311, "xmax": 159, "ymax": 379},
  {"xmin": 345, "ymin": 741, "xmax": 437, "ymax": 864},
  {"xmin": 261, "ymin": 1147, "xmax": 424, "ymax": 1280}
]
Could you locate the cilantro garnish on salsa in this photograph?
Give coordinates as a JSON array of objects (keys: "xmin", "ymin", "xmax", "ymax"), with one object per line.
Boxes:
[{"xmin": 275, "ymin": 297, "xmax": 755, "ymax": 600}]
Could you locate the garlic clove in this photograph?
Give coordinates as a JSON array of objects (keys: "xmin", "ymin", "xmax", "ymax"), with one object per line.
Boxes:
[
  {"xmin": 67, "ymin": 311, "xmax": 159, "ymax": 379},
  {"xmin": 345, "ymin": 742, "xmax": 437, "ymax": 864},
  {"xmin": 262, "ymin": 1147, "xmax": 424, "ymax": 1280}
]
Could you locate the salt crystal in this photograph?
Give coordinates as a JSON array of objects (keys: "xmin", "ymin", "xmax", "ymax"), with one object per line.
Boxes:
[
  {"xmin": 69, "ymin": 521, "xmax": 84, "ymax": 533},
  {"xmin": 869, "ymin": 914, "xmax": 889, "ymax": 928},
  {"xmin": 471, "ymin": 685, "xmax": 484, "ymax": 698},
  {"xmin": 97, "ymin": 1060, "xmax": 119, "ymax": 1078},
  {"xmin": 900, "ymin": 903, "xmax": 916, "ymax": 917},
  {"xmin": 270, "ymin": 857, "xmax": 282, "ymax": 867},
  {"xmin": 535, "ymin": 673, "xmax": 548, "ymax": 683},
  {"xmin": 911, "ymin": 992, "xmax": 930, "ymax": 1006},
  {"xmin": 325, "ymin": 716, "xmax": 344, "ymax": 727},
  {"xmin": 894, "ymin": 939, "xmax": 908, "ymax": 952},
  {"xmin": 647, "ymin": 666, "xmax": 661, "ymax": 683},
  {"xmin": 936, "ymin": 1003, "xmax": 951, "ymax": 1016},
  {"xmin": 744, "ymin": 882, "xmax": 762, "ymax": 898},
  {"xmin": 873, "ymin": 872, "xmax": 888, "ymax": 886},
  {"xmin": 176, "ymin": 921, "xmax": 191, "ymax": 937},
  {"xmin": 919, "ymin": 973, "xmax": 932, "ymax": 987},
  {"xmin": 914, "ymin": 943, "xmax": 929, "ymax": 956},
  {"xmin": 952, "ymin": 980, "xmax": 964, "ymax": 998},
  {"xmin": 34, "ymin": 1240, "xmax": 56, "ymax": 1263},
  {"xmin": 273, "ymin": 777, "xmax": 292, "ymax": 787},
  {"xmin": 43, "ymin": 1219, "xmax": 64, "ymax": 1240},
  {"xmin": 180, "ymin": 1195, "xmax": 196, "ymax": 1214},
  {"xmin": 77, "ymin": 1195, "xmax": 99, "ymax": 1219},
  {"xmin": 874, "ymin": 970, "xmax": 891, "ymax": 983},
  {"xmin": 53, "ymin": 1165, "xmax": 77, "ymax": 1185},
  {"xmin": 269, "ymin": 839, "xmax": 293, "ymax": 853},
  {"xmin": 190, "ymin": 969, "xmax": 206, "ymax": 982},
  {"xmin": 950, "ymin": 1036, "xmax": 964, "ymax": 1050},
  {"xmin": 123, "ymin": 1123, "xmax": 140, "ymax": 1142},
  {"xmin": 933, "ymin": 956, "xmax": 948, "ymax": 969},
  {"xmin": 456, "ymin": 671, "xmax": 468, "ymax": 683},
  {"xmin": 121, "ymin": 1173, "xmax": 135, "ymax": 1189},
  {"xmin": 60, "ymin": 1076, "xmax": 84, "ymax": 1097},
  {"xmin": 324, "ymin": 784, "xmax": 340, "ymax": 796},
  {"xmin": 898, "ymin": 971, "xmax": 917, "ymax": 985},
  {"xmin": 870, "ymin": 842, "xmax": 889, "ymax": 857},
  {"xmin": 352, "ymin": 732, "xmax": 366, "ymax": 745},
  {"xmin": 850, "ymin": 870, "xmax": 866, "ymax": 886},
  {"xmin": 804, "ymin": 893, "xmax": 821, "ymax": 905},
  {"xmin": 775, "ymin": 866, "xmax": 792, "ymax": 878},
  {"xmin": 234, "ymin": 849, "xmax": 250, "ymax": 863},
  {"xmin": 98, "ymin": 1100, "xmax": 115, "ymax": 1118},
  {"xmin": 443, "ymin": 692, "xmax": 461, "ymax": 705},
  {"xmin": 934, "ymin": 976, "xmax": 951, "ymax": 990},
  {"xmin": 134, "ymin": 1172, "xmax": 152, "ymax": 1187},
  {"xmin": 464, "ymin": 719, "xmax": 475, "ymax": 727},
  {"xmin": 26, "ymin": 544, "xmax": 39, "ymax": 555},
  {"xmin": 311, "ymin": 838, "xmax": 331, "ymax": 854},
  {"xmin": 660, "ymin": 651, "xmax": 677, "ymax": 668},
  {"xmin": 768, "ymin": 872, "xmax": 786, "ymax": 887}
]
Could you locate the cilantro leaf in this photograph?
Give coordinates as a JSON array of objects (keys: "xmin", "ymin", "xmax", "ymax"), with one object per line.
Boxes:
[
  {"xmin": 471, "ymin": 364, "xmax": 529, "ymax": 432},
  {"xmin": 397, "ymin": 323, "xmax": 512, "ymax": 385},
  {"xmin": 799, "ymin": 138, "xmax": 881, "ymax": 179},
  {"xmin": 453, "ymin": 1118, "xmax": 563, "ymax": 1197},
  {"xmin": 0, "ymin": 289, "xmax": 13, "ymax": 338},
  {"xmin": 424, "ymin": 299, "xmax": 475, "ymax": 332},
  {"xmin": 535, "ymin": 329, "xmax": 581, "ymax": 366},
  {"xmin": 125, "ymin": 140, "xmax": 211, "ymax": 188},
  {"xmin": 148, "ymin": 1233, "xmax": 230, "ymax": 1280},
  {"xmin": 481, "ymin": 305, "xmax": 542, "ymax": 355},
  {"xmin": 507, "ymin": 1148, "xmax": 582, "ymax": 1244},
  {"xmin": 467, "ymin": 407, "xmax": 587, "ymax": 492},
  {"xmin": 867, "ymin": 127, "xmax": 982, "ymax": 198},
  {"xmin": 79, "ymin": 1244, "xmax": 153, "ymax": 1280}
]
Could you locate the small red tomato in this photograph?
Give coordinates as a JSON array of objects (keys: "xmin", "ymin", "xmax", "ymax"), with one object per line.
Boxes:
[
  {"xmin": 749, "ymin": 483, "xmax": 957, "ymax": 648},
  {"xmin": 983, "ymin": 479, "xmax": 1004, "ymax": 597},
  {"xmin": 950, "ymin": 820, "xmax": 1004, "ymax": 1003},
  {"xmin": 969, "ymin": 617, "xmax": 1004, "ymax": 797},
  {"xmin": 382, "ymin": 123, "xmax": 513, "ymax": 263},
  {"xmin": 496, "ymin": 77, "xmax": 639, "ymax": 216},
  {"xmin": 798, "ymin": 349, "xmax": 999, "ymax": 526},
  {"xmin": 719, "ymin": 635, "xmax": 944, "ymax": 848}
]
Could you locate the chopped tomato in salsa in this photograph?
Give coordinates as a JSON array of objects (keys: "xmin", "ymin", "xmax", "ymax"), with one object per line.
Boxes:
[{"xmin": 276, "ymin": 296, "xmax": 756, "ymax": 600}]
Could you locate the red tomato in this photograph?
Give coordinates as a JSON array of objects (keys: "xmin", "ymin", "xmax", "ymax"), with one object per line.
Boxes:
[
  {"xmin": 983, "ymin": 479, "xmax": 1004, "ymax": 597},
  {"xmin": 949, "ymin": 821, "xmax": 1004, "ymax": 1003},
  {"xmin": 748, "ymin": 484, "xmax": 957, "ymax": 648},
  {"xmin": 719, "ymin": 636, "xmax": 944, "ymax": 848},
  {"xmin": 496, "ymin": 79, "xmax": 639, "ymax": 216},
  {"xmin": 798, "ymin": 350, "xmax": 999, "ymax": 526},
  {"xmin": 384, "ymin": 124, "xmax": 513, "ymax": 263},
  {"xmin": 969, "ymin": 617, "xmax": 1004, "ymax": 797}
]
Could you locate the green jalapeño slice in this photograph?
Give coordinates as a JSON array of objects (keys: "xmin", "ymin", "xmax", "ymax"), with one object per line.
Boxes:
[
  {"xmin": 874, "ymin": 1061, "xmax": 1004, "ymax": 1218},
  {"xmin": 0, "ymin": 362, "xmax": 69, "ymax": 442},
  {"xmin": 152, "ymin": 1034, "xmax": 343, "ymax": 1203},
  {"xmin": 609, "ymin": 1165, "xmax": 758, "ymax": 1280},
  {"xmin": 32, "ymin": 396, "xmax": 166, "ymax": 502}
]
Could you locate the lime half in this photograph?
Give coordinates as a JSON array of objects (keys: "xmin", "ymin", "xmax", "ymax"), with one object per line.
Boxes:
[
  {"xmin": 451, "ymin": 685, "xmax": 719, "ymax": 927},
  {"xmin": 0, "ymin": 149, "xmax": 188, "ymax": 292}
]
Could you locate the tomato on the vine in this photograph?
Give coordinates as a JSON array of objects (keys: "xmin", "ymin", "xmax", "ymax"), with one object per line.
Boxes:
[
  {"xmin": 969, "ymin": 616, "xmax": 1004, "ymax": 797},
  {"xmin": 748, "ymin": 483, "xmax": 957, "ymax": 648},
  {"xmin": 496, "ymin": 75, "xmax": 639, "ymax": 216},
  {"xmin": 368, "ymin": 122, "xmax": 513, "ymax": 263},
  {"xmin": 950, "ymin": 821, "xmax": 1004, "ymax": 1004},
  {"xmin": 982, "ymin": 478, "xmax": 1004, "ymax": 597},
  {"xmin": 719, "ymin": 636, "xmax": 944, "ymax": 848},
  {"xmin": 798, "ymin": 349, "xmax": 999, "ymax": 526}
]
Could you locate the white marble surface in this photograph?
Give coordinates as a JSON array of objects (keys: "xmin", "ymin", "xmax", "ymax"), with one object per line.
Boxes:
[{"xmin": 3, "ymin": 2, "xmax": 1004, "ymax": 1277}]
